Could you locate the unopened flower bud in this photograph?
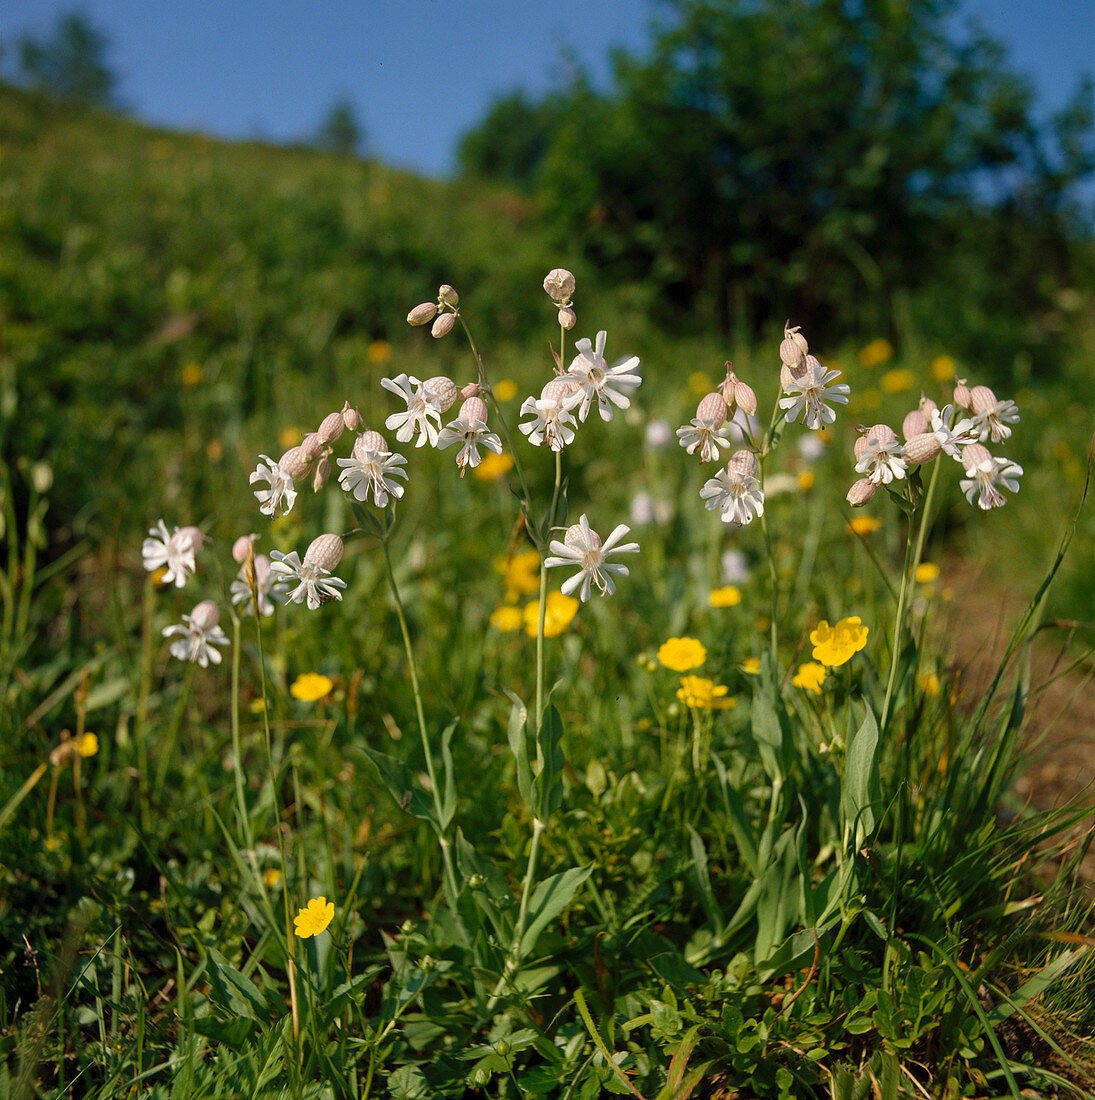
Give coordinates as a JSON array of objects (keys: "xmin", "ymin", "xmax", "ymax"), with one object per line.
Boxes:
[
  {"xmin": 728, "ymin": 449, "xmax": 759, "ymax": 478},
  {"xmin": 423, "ymin": 375, "xmax": 458, "ymax": 412},
  {"xmin": 300, "ymin": 432, "xmax": 325, "ymax": 462},
  {"xmin": 733, "ymin": 377, "xmax": 758, "ymax": 416},
  {"xmin": 317, "ymin": 411, "xmax": 346, "ymax": 445},
  {"xmin": 962, "ymin": 442, "xmax": 992, "ymax": 470},
  {"xmin": 460, "ymin": 382, "xmax": 482, "ymax": 401},
  {"xmin": 542, "ymin": 375, "xmax": 581, "ymax": 404},
  {"xmin": 341, "ymin": 402, "xmax": 363, "ymax": 432},
  {"xmin": 232, "ymin": 534, "xmax": 257, "ymax": 564},
  {"xmin": 305, "ymin": 533, "xmax": 344, "ymax": 571},
  {"xmin": 438, "ymin": 284, "xmax": 459, "ymax": 308},
  {"xmin": 178, "ymin": 526, "xmax": 206, "ymax": 553},
  {"xmin": 969, "ymin": 385, "xmax": 998, "ymax": 417},
  {"xmin": 902, "ymin": 409, "xmax": 929, "ymax": 439},
  {"xmin": 431, "ymin": 312, "xmax": 456, "ymax": 338},
  {"xmin": 353, "ymin": 430, "xmax": 388, "ymax": 459},
  {"xmin": 190, "ymin": 599, "xmax": 221, "ymax": 631},
  {"xmin": 543, "ymin": 268, "xmax": 576, "ymax": 303},
  {"xmin": 557, "ymin": 305, "xmax": 576, "ymax": 330},
  {"xmin": 696, "ymin": 392, "xmax": 728, "ymax": 426},
  {"xmin": 904, "ymin": 433, "xmax": 941, "ymax": 465},
  {"xmin": 846, "ymin": 478, "xmax": 877, "ymax": 507},
  {"xmin": 780, "ymin": 336, "xmax": 806, "ymax": 371},
  {"xmin": 459, "ymin": 396, "xmax": 488, "ymax": 424},
  {"xmin": 407, "ymin": 301, "xmax": 438, "ymax": 326},
  {"xmin": 952, "ymin": 377, "xmax": 972, "ymax": 410},
  {"xmin": 918, "ymin": 393, "xmax": 938, "ymax": 419},
  {"xmin": 279, "ymin": 446, "xmax": 311, "ymax": 481},
  {"xmin": 312, "ymin": 456, "xmax": 331, "ymax": 491}
]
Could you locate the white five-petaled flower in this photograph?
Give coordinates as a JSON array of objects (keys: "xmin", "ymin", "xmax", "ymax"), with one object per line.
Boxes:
[
  {"xmin": 336, "ymin": 431, "xmax": 408, "ymax": 507},
  {"xmin": 676, "ymin": 393, "xmax": 737, "ymax": 463},
  {"xmin": 162, "ymin": 600, "xmax": 229, "ymax": 667},
  {"xmin": 699, "ymin": 452, "xmax": 766, "ymax": 527},
  {"xmin": 566, "ymin": 330, "xmax": 642, "ymax": 422},
  {"xmin": 778, "ymin": 357, "xmax": 850, "ymax": 430},
  {"xmin": 381, "ymin": 373, "xmax": 443, "ymax": 447},
  {"xmin": 960, "ymin": 446, "xmax": 1023, "ymax": 510},
  {"xmin": 971, "ymin": 397, "xmax": 1020, "ymax": 444},
  {"xmin": 436, "ymin": 396, "xmax": 503, "ymax": 475},
  {"xmin": 229, "ymin": 554, "xmax": 289, "ymax": 617},
  {"xmin": 855, "ymin": 428, "xmax": 908, "ymax": 486},
  {"xmin": 269, "ymin": 550, "xmax": 347, "ymax": 610},
  {"xmin": 142, "ymin": 520, "xmax": 199, "ymax": 587},
  {"xmin": 930, "ymin": 404, "xmax": 978, "ymax": 458},
  {"xmin": 519, "ymin": 395, "xmax": 580, "ymax": 451},
  {"xmin": 544, "ymin": 514, "xmax": 640, "ymax": 602},
  {"xmin": 249, "ymin": 454, "xmax": 297, "ymax": 518}
]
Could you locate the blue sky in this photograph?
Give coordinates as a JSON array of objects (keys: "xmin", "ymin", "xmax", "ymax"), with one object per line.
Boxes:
[{"xmin": 3, "ymin": 1, "xmax": 1093, "ymax": 177}]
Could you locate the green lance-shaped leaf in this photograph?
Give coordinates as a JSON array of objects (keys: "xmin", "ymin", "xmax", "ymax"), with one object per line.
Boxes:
[
  {"xmin": 842, "ymin": 701, "xmax": 882, "ymax": 847},
  {"xmin": 504, "ymin": 688, "xmax": 533, "ymax": 808},
  {"xmin": 518, "ymin": 864, "xmax": 593, "ymax": 958},
  {"xmin": 203, "ymin": 947, "xmax": 271, "ymax": 1023},
  {"xmin": 533, "ymin": 704, "xmax": 565, "ymax": 821},
  {"xmin": 355, "ymin": 745, "xmax": 437, "ymax": 827},
  {"xmin": 439, "ymin": 718, "xmax": 458, "ymax": 830}
]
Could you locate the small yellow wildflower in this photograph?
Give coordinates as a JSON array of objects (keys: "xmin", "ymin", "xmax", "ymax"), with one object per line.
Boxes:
[
  {"xmin": 709, "ymin": 586, "xmax": 742, "ymax": 608},
  {"xmin": 677, "ymin": 675, "xmax": 736, "ymax": 710},
  {"xmin": 263, "ymin": 867, "xmax": 283, "ymax": 889},
  {"xmin": 494, "ymin": 378, "xmax": 518, "ymax": 402},
  {"xmin": 915, "ymin": 562, "xmax": 940, "ymax": 584},
  {"xmin": 495, "ymin": 549, "xmax": 540, "ymax": 602},
  {"xmin": 858, "ymin": 338, "xmax": 893, "ymax": 369},
  {"xmin": 249, "ymin": 697, "xmax": 267, "ymax": 714},
  {"xmin": 489, "ymin": 605, "xmax": 523, "ymax": 632},
  {"xmin": 919, "ymin": 672, "xmax": 941, "ymax": 697},
  {"xmin": 76, "ymin": 733, "xmax": 99, "ymax": 758},
  {"xmin": 754, "ymin": 617, "xmax": 770, "ymax": 634},
  {"xmin": 366, "ymin": 339, "xmax": 391, "ymax": 363},
  {"xmin": 181, "ymin": 363, "xmax": 203, "ymax": 387},
  {"xmin": 290, "ymin": 673, "xmax": 334, "ymax": 702},
  {"xmin": 473, "ymin": 451, "xmax": 515, "ymax": 482},
  {"xmin": 810, "ymin": 617, "xmax": 869, "ymax": 667},
  {"xmin": 797, "ymin": 470, "xmax": 815, "ymax": 491},
  {"xmin": 848, "ymin": 516, "xmax": 882, "ymax": 537},
  {"xmin": 278, "ymin": 426, "xmax": 302, "ymax": 449},
  {"xmin": 45, "ymin": 835, "xmax": 62, "ymax": 852},
  {"xmin": 792, "ymin": 662, "xmax": 827, "ymax": 695},
  {"xmin": 880, "ymin": 368, "xmax": 916, "ymax": 395},
  {"xmin": 657, "ymin": 637, "xmax": 707, "ymax": 672},
  {"xmin": 523, "ymin": 591, "xmax": 580, "ymax": 637},
  {"xmin": 294, "ymin": 896, "xmax": 334, "ymax": 938},
  {"xmin": 688, "ymin": 371, "xmax": 712, "ymax": 396},
  {"xmin": 740, "ymin": 657, "xmax": 761, "ymax": 675},
  {"xmin": 930, "ymin": 354, "xmax": 957, "ymax": 382}
]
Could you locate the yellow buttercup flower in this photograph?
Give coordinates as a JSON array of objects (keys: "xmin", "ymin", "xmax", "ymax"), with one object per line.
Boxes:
[
  {"xmin": 263, "ymin": 867, "xmax": 283, "ymax": 889},
  {"xmin": 930, "ymin": 354, "xmax": 957, "ymax": 382},
  {"xmin": 290, "ymin": 673, "xmax": 334, "ymax": 702},
  {"xmin": 523, "ymin": 591, "xmax": 579, "ymax": 637},
  {"xmin": 677, "ymin": 675, "xmax": 736, "ymax": 710},
  {"xmin": 294, "ymin": 896, "xmax": 334, "ymax": 938},
  {"xmin": 278, "ymin": 426, "xmax": 303, "ymax": 449},
  {"xmin": 915, "ymin": 562, "xmax": 940, "ymax": 584},
  {"xmin": 880, "ymin": 368, "xmax": 916, "ymax": 395},
  {"xmin": 919, "ymin": 672, "xmax": 941, "ymax": 697},
  {"xmin": 797, "ymin": 470, "xmax": 815, "ymax": 491},
  {"xmin": 810, "ymin": 617, "xmax": 869, "ymax": 667},
  {"xmin": 473, "ymin": 451, "xmax": 515, "ymax": 482},
  {"xmin": 708, "ymin": 586, "xmax": 742, "ymax": 608},
  {"xmin": 741, "ymin": 657, "xmax": 761, "ymax": 675},
  {"xmin": 858, "ymin": 338, "xmax": 893, "ymax": 369},
  {"xmin": 848, "ymin": 516, "xmax": 882, "ymax": 537},
  {"xmin": 792, "ymin": 662, "xmax": 827, "ymax": 695},
  {"xmin": 657, "ymin": 637, "xmax": 707, "ymax": 672},
  {"xmin": 688, "ymin": 371, "xmax": 712, "ymax": 396},
  {"xmin": 181, "ymin": 363, "xmax": 203, "ymax": 387},
  {"xmin": 76, "ymin": 733, "xmax": 99, "ymax": 758},
  {"xmin": 495, "ymin": 549, "xmax": 540, "ymax": 602},
  {"xmin": 489, "ymin": 605, "xmax": 523, "ymax": 632},
  {"xmin": 494, "ymin": 378, "xmax": 518, "ymax": 402},
  {"xmin": 366, "ymin": 339, "xmax": 391, "ymax": 363}
]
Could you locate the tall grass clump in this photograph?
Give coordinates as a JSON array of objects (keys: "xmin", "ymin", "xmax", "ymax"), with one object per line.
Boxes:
[{"xmin": 3, "ymin": 268, "xmax": 1094, "ymax": 1098}]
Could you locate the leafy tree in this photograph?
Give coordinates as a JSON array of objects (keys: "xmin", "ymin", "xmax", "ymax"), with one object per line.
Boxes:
[
  {"xmin": 315, "ymin": 97, "xmax": 364, "ymax": 155},
  {"xmin": 457, "ymin": 90, "xmax": 561, "ymax": 190},
  {"xmin": 17, "ymin": 10, "xmax": 117, "ymax": 107}
]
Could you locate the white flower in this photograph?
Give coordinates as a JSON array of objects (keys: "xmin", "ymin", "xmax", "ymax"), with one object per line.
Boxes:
[
  {"xmin": 249, "ymin": 454, "xmax": 297, "ymax": 517},
  {"xmin": 630, "ymin": 491, "xmax": 673, "ymax": 526},
  {"xmin": 381, "ymin": 373, "xmax": 443, "ymax": 447},
  {"xmin": 854, "ymin": 431, "xmax": 908, "ymax": 485},
  {"xmin": 436, "ymin": 397, "xmax": 503, "ymax": 475},
  {"xmin": 960, "ymin": 451, "xmax": 1023, "ymax": 510},
  {"xmin": 269, "ymin": 549, "xmax": 347, "ymax": 610},
  {"xmin": 544, "ymin": 514, "xmax": 640, "ymax": 601},
  {"xmin": 229, "ymin": 554, "xmax": 289, "ymax": 616},
  {"xmin": 721, "ymin": 549, "xmax": 750, "ymax": 584},
  {"xmin": 972, "ymin": 398, "xmax": 1020, "ymax": 444},
  {"xmin": 676, "ymin": 417, "xmax": 736, "ymax": 463},
  {"xmin": 567, "ymin": 331, "xmax": 642, "ymax": 422},
  {"xmin": 518, "ymin": 393, "xmax": 579, "ymax": 451},
  {"xmin": 336, "ymin": 434, "xmax": 408, "ymax": 507},
  {"xmin": 142, "ymin": 519, "xmax": 198, "ymax": 588},
  {"xmin": 930, "ymin": 404, "xmax": 978, "ymax": 458},
  {"xmin": 162, "ymin": 601, "xmax": 229, "ymax": 667},
  {"xmin": 644, "ymin": 419, "xmax": 673, "ymax": 450},
  {"xmin": 778, "ymin": 357, "xmax": 850, "ymax": 430},
  {"xmin": 699, "ymin": 456, "xmax": 766, "ymax": 527}
]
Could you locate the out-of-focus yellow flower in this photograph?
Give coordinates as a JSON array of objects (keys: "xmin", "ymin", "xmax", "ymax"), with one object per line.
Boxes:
[
  {"xmin": 919, "ymin": 672, "xmax": 941, "ymax": 697},
  {"xmin": 290, "ymin": 673, "xmax": 334, "ymax": 702},
  {"xmin": 881, "ymin": 368, "xmax": 916, "ymax": 395},
  {"xmin": 797, "ymin": 470, "xmax": 815, "ymax": 491},
  {"xmin": 810, "ymin": 617, "xmax": 869, "ymax": 667},
  {"xmin": 149, "ymin": 565, "xmax": 171, "ymax": 590},
  {"xmin": 489, "ymin": 605, "xmax": 523, "ymax": 632},
  {"xmin": 523, "ymin": 591, "xmax": 579, "ymax": 637},
  {"xmin": 45, "ymin": 835, "xmax": 62, "ymax": 852},
  {"xmin": 494, "ymin": 378, "xmax": 518, "ymax": 402},
  {"xmin": 250, "ymin": 697, "xmax": 267, "ymax": 714},
  {"xmin": 495, "ymin": 549, "xmax": 540, "ymax": 602},
  {"xmin": 688, "ymin": 371, "xmax": 712, "ymax": 396},
  {"xmin": 754, "ymin": 617, "xmax": 770, "ymax": 634},
  {"xmin": 792, "ymin": 662, "xmax": 827, "ymax": 695},
  {"xmin": 657, "ymin": 637, "xmax": 707, "ymax": 672},
  {"xmin": 366, "ymin": 339, "xmax": 391, "ymax": 363},
  {"xmin": 709, "ymin": 586, "xmax": 742, "ymax": 608},
  {"xmin": 741, "ymin": 657, "xmax": 761, "ymax": 675},
  {"xmin": 294, "ymin": 896, "xmax": 334, "ymax": 938},
  {"xmin": 930, "ymin": 354, "xmax": 957, "ymax": 382},
  {"xmin": 181, "ymin": 363, "xmax": 203, "ymax": 386},
  {"xmin": 279, "ymin": 426, "xmax": 302, "ymax": 449},
  {"xmin": 677, "ymin": 675, "xmax": 736, "ymax": 709},
  {"xmin": 848, "ymin": 516, "xmax": 882, "ymax": 537},
  {"xmin": 915, "ymin": 562, "xmax": 940, "ymax": 584},
  {"xmin": 858, "ymin": 339, "xmax": 893, "ymax": 369},
  {"xmin": 76, "ymin": 733, "xmax": 98, "ymax": 758},
  {"xmin": 263, "ymin": 867, "xmax": 283, "ymax": 888},
  {"xmin": 473, "ymin": 451, "xmax": 514, "ymax": 482}
]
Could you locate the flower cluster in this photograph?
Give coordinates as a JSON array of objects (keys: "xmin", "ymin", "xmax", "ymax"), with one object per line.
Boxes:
[
  {"xmin": 810, "ymin": 617, "xmax": 869, "ymax": 667},
  {"xmin": 778, "ymin": 324, "xmax": 850, "ymax": 430}
]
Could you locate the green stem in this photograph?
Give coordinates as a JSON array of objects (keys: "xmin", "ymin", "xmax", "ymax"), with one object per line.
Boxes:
[
  {"xmin": 229, "ymin": 609, "xmax": 254, "ymax": 852},
  {"xmin": 134, "ymin": 579, "xmax": 155, "ymax": 832},
  {"xmin": 535, "ymin": 451, "xmax": 564, "ymax": 730}
]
